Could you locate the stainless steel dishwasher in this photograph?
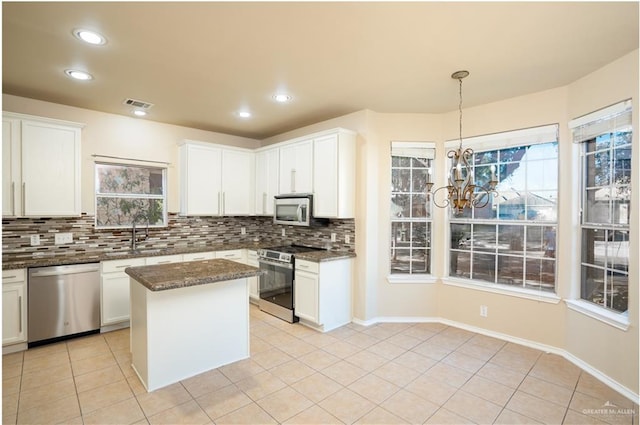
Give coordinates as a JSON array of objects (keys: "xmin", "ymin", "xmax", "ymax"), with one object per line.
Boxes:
[{"xmin": 28, "ymin": 263, "xmax": 100, "ymax": 346}]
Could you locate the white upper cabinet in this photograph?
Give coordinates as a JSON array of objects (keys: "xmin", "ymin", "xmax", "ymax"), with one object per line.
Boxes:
[
  {"xmin": 2, "ymin": 112, "xmax": 82, "ymax": 217},
  {"xmin": 180, "ymin": 142, "xmax": 253, "ymax": 216},
  {"xmin": 313, "ymin": 129, "xmax": 356, "ymax": 218},
  {"xmin": 254, "ymin": 147, "xmax": 279, "ymax": 215},
  {"xmin": 180, "ymin": 143, "xmax": 222, "ymax": 215},
  {"xmin": 221, "ymin": 149, "xmax": 254, "ymax": 215},
  {"xmin": 279, "ymin": 139, "xmax": 313, "ymax": 194}
]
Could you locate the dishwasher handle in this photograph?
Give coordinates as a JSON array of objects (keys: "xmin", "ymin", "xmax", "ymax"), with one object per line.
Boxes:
[{"xmin": 29, "ymin": 264, "xmax": 100, "ymax": 277}]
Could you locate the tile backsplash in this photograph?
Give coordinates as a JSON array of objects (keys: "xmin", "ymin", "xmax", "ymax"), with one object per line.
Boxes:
[{"xmin": 2, "ymin": 214, "xmax": 355, "ymax": 262}]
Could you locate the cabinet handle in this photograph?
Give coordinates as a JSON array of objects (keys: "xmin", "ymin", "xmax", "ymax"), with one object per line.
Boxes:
[
  {"xmin": 262, "ymin": 192, "xmax": 267, "ymax": 214},
  {"xmin": 222, "ymin": 192, "xmax": 226, "ymax": 215},
  {"xmin": 11, "ymin": 182, "xmax": 15, "ymax": 215},
  {"xmin": 4, "ymin": 275, "xmax": 17, "ymax": 279},
  {"xmin": 298, "ymin": 264, "xmax": 309, "ymax": 269},
  {"xmin": 115, "ymin": 264, "xmax": 133, "ymax": 269},
  {"xmin": 22, "ymin": 182, "xmax": 25, "ymax": 214},
  {"xmin": 191, "ymin": 257, "xmax": 205, "ymax": 261},
  {"xmin": 218, "ymin": 192, "xmax": 222, "ymax": 215},
  {"xmin": 18, "ymin": 296, "xmax": 22, "ymax": 333},
  {"xmin": 291, "ymin": 169, "xmax": 296, "ymax": 192},
  {"xmin": 157, "ymin": 260, "xmax": 171, "ymax": 264}
]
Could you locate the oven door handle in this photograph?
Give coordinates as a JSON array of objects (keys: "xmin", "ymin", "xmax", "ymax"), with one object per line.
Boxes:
[{"xmin": 258, "ymin": 258, "xmax": 294, "ymax": 269}]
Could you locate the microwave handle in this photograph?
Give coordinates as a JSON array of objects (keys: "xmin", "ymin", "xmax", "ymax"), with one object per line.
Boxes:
[{"xmin": 297, "ymin": 204, "xmax": 303, "ymax": 222}]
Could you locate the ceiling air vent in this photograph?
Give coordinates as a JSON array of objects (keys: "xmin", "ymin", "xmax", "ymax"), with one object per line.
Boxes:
[{"xmin": 123, "ymin": 98, "xmax": 154, "ymax": 109}]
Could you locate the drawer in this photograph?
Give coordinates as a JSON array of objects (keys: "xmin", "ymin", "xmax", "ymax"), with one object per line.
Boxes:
[
  {"xmin": 216, "ymin": 250, "xmax": 244, "ymax": 261},
  {"xmin": 2, "ymin": 269, "xmax": 26, "ymax": 283},
  {"xmin": 295, "ymin": 260, "xmax": 319, "ymax": 274},
  {"xmin": 101, "ymin": 258, "xmax": 146, "ymax": 274},
  {"xmin": 182, "ymin": 252, "xmax": 216, "ymax": 262},
  {"xmin": 145, "ymin": 254, "xmax": 183, "ymax": 266}
]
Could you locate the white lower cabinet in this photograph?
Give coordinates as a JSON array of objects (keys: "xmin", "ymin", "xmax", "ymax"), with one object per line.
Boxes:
[
  {"xmin": 100, "ymin": 258, "xmax": 145, "ymax": 327},
  {"xmin": 182, "ymin": 252, "xmax": 216, "ymax": 262},
  {"xmin": 294, "ymin": 258, "xmax": 352, "ymax": 332},
  {"xmin": 2, "ymin": 269, "xmax": 27, "ymax": 347},
  {"xmin": 246, "ymin": 250, "xmax": 259, "ymax": 302},
  {"xmin": 215, "ymin": 249, "xmax": 245, "ymax": 262}
]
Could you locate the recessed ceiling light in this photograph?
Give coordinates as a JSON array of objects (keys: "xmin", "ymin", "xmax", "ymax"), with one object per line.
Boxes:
[
  {"xmin": 133, "ymin": 110, "xmax": 147, "ymax": 117},
  {"xmin": 73, "ymin": 29, "xmax": 106, "ymax": 45},
  {"xmin": 238, "ymin": 111, "xmax": 252, "ymax": 119},
  {"xmin": 273, "ymin": 94, "xmax": 291, "ymax": 103},
  {"xmin": 64, "ymin": 69, "xmax": 93, "ymax": 81}
]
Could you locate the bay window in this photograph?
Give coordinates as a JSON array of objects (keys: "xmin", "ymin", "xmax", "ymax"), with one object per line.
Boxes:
[
  {"xmin": 448, "ymin": 125, "xmax": 559, "ymax": 292},
  {"xmin": 390, "ymin": 142, "xmax": 435, "ymax": 277},
  {"xmin": 571, "ymin": 100, "xmax": 632, "ymax": 314}
]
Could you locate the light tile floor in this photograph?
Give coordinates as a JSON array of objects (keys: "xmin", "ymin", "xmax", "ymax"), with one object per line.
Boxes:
[{"xmin": 3, "ymin": 304, "xmax": 638, "ymax": 425}]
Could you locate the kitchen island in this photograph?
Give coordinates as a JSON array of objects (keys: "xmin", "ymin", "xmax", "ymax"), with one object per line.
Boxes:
[{"xmin": 125, "ymin": 258, "xmax": 261, "ymax": 392}]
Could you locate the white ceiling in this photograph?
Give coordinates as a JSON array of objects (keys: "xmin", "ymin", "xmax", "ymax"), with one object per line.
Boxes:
[{"xmin": 3, "ymin": 2, "xmax": 638, "ymax": 139}]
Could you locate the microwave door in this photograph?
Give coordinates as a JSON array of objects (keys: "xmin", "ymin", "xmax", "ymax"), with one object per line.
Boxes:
[{"xmin": 277, "ymin": 204, "xmax": 299, "ymax": 222}]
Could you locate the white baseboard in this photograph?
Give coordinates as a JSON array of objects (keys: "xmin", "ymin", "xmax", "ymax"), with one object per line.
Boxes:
[{"xmin": 351, "ymin": 315, "xmax": 639, "ymax": 404}]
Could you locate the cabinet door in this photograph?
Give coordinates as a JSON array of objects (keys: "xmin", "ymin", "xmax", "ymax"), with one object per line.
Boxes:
[
  {"xmin": 2, "ymin": 281, "xmax": 26, "ymax": 345},
  {"xmin": 101, "ymin": 273, "xmax": 131, "ymax": 326},
  {"xmin": 255, "ymin": 148, "xmax": 279, "ymax": 215},
  {"xmin": 279, "ymin": 140, "xmax": 313, "ymax": 194},
  {"xmin": 221, "ymin": 150, "xmax": 254, "ymax": 215},
  {"xmin": 294, "ymin": 270, "xmax": 319, "ymax": 324},
  {"xmin": 2, "ymin": 117, "xmax": 20, "ymax": 216},
  {"xmin": 216, "ymin": 250, "xmax": 245, "ymax": 263},
  {"xmin": 313, "ymin": 134, "xmax": 339, "ymax": 217},
  {"xmin": 180, "ymin": 144, "xmax": 222, "ymax": 215},
  {"xmin": 21, "ymin": 120, "xmax": 80, "ymax": 216}
]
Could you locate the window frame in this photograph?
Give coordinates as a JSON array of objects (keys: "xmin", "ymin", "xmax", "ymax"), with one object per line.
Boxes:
[
  {"xmin": 389, "ymin": 141, "xmax": 435, "ymax": 282},
  {"xmin": 94, "ymin": 161, "xmax": 168, "ymax": 229},
  {"xmin": 571, "ymin": 100, "xmax": 632, "ymax": 317},
  {"xmin": 446, "ymin": 125, "xmax": 560, "ymax": 296}
]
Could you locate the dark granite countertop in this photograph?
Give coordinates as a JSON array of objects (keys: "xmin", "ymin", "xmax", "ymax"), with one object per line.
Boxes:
[
  {"xmin": 2, "ymin": 242, "xmax": 356, "ymax": 270},
  {"xmin": 125, "ymin": 258, "xmax": 262, "ymax": 291}
]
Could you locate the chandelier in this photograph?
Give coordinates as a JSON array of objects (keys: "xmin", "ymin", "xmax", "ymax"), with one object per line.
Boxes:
[{"xmin": 426, "ymin": 70, "xmax": 498, "ymax": 215}]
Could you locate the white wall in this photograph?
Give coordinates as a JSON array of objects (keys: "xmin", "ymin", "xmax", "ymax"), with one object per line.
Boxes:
[{"xmin": 2, "ymin": 94, "xmax": 260, "ymax": 213}]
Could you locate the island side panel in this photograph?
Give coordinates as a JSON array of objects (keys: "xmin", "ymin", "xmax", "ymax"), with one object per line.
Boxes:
[
  {"xmin": 130, "ymin": 277, "xmax": 250, "ymax": 392},
  {"xmin": 130, "ymin": 279, "xmax": 150, "ymax": 388}
]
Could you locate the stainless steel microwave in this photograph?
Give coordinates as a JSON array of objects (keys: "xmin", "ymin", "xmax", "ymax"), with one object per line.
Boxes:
[{"xmin": 273, "ymin": 194, "xmax": 328, "ymax": 227}]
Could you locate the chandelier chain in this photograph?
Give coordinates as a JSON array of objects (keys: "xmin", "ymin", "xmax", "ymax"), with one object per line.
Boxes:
[{"xmin": 458, "ymin": 77, "xmax": 463, "ymax": 149}]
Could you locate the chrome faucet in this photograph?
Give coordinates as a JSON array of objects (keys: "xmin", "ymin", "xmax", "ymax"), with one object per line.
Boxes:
[{"xmin": 131, "ymin": 213, "xmax": 149, "ymax": 250}]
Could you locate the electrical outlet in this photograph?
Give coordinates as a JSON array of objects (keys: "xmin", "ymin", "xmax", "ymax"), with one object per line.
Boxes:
[
  {"xmin": 54, "ymin": 232, "xmax": 73, "ymax": 245},
  {"xmin": 281, "ymin": 228, "xmax": 286, "ymax": 237},
  {"xmin": 331, "ymin": 233, "xmax": 337, "ymax": 242},
  {"xmin": 30, "ymin": 234, "xmax": 40, "ymax": 246},
  {"xmin": 241, "ymin": 227, "xmax": 246, "ymax": 235},
  {"xmin": 345, "ymin": 235, "xmax": 350, "ymax": 244},
  {"xmin": 480, "ymin": 305, "xmax": 488, "ymax": 317}
]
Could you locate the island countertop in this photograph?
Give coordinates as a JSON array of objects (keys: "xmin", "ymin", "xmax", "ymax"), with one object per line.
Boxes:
[{"xmin": 125, "ymin": 258, "xmax": 262, "ymax": 291}]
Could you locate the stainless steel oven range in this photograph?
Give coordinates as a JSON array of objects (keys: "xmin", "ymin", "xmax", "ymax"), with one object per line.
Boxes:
[{"xmin": 257, "ymin": 245, "xmax": 324, "ymax": 323}]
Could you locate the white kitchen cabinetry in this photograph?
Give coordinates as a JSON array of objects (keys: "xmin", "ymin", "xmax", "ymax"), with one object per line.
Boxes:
[
  {"xmin": 279, "ymin": 139, "xmax": 313, "ymax": 194},
  {"xmin": 246, "ymin": 250, "xmax": 259, "ymax": 302},
  {"xmin": 2, "ymin": 269, "xmax": 27, "ymax": 348},
  {"xmin": 145, "ymin": 254, "xmax": 184, "ymax": 266},
  {"xmin": 101, "ymin": 258, "xmax": 146, "ymax": 327},
  {"xmin": 255, "ymin": 147, "xmax": 279, "ymax": 215},
  {"xmin": 216, "ymin": 249, "xmax": 246, "ymax": 263},
  {"xmin": 2, "ymin": 112, "xmax": 82, "ymax": 217},
  {"xmin": 294, "ymin": 258, "xmax": 352, "ymax": 332},
  {"xmin": 179, "ymin": 144, "xmax": 222, "ymax": 216},
  {"xmin": 182, "ymin": 251, "xmax": 216, "ymax": 262},
  {"xmin": 313, "ymin": 130, "xmax": 357, "ymax": 218},
  {"xmin": 180, "ymin": 142, "xmax": 254, "ymax": 216}
]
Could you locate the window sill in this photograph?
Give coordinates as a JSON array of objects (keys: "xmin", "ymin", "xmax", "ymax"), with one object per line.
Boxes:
[
  {"xmin": 388, "ymin": 274, "xmax": 437, "ymax": 284},
  {"xmin": 565, "ymin": 299, "xmax": 630, "ymax": 331},
  {"xmin": 442, "ymin": 277, "xmax": 561, "ymax": 304}
]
